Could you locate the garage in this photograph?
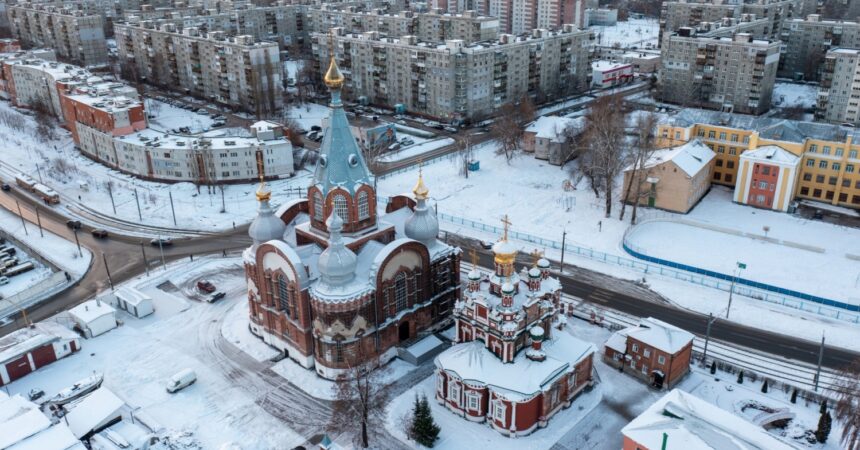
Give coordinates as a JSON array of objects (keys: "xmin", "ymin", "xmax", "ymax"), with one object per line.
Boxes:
[
  {"xmin": 5, "ymin": 355, "xmax": 32, "ymax": 383},
  {"xmin": 31, "ymin": 345, "xmax": 57, "ymax": 369}
]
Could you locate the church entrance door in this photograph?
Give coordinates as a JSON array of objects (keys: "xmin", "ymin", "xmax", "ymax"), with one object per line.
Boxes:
[{"xmin": 398, "ymin": 322, "xmax": 410, "ymax": 342}]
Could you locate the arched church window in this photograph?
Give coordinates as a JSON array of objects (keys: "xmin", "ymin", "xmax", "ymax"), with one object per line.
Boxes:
[
  {"xmin": 394, "ymin": 272, "xmax": 408, "ymax": 313},
  {"xmin": 314, "ymin": 192, "xmax": 323, "ymax": 220},
  {"xmin": 333, "ymin": 194, "xmax": 349, "ymax": 220},
  {"xmin": 278, "ymin": 274, "xmax": 292, "ymax": 318},
  {"xmin": 357, "ymin": 191, "xmax": 370, "ymax": 220}
]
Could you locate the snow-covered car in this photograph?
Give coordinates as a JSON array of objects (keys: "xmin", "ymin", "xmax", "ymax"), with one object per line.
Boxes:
[
  {"xmin": 206, "ymin": 292, "xmax": 226, "ymax": 303},
  {"xmin": 197, "ymin": 280, "xmax": 216, "ymax": 293},
  {"xmin": 150, "ymin": 237, "xmax": 173, "ymax": 247},
  {"xmin": 166, "ymin": 369, "xmax": 197, "ymax": 393},
  {"xmin": 0, "ymin": 276, "xmax": 8, "ymax": 285}
]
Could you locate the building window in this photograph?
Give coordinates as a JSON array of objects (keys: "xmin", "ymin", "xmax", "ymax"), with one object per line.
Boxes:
[
  {"xmin": 758, "ymin": 181, "xmax": 768, "ymax": 189},
  {"xmin": 829, "ymin": 177, "xmax": 838, "ymax": 186},
  {"xmin": 632, "ymin": 343, "xmax": 639, "ymax": 353},
  {"xmin": 731, "ymin": 134, "xmax": 738, "ymax": 142},
  {"xmin": 643, "ymin": 349, "xmax": 651, "ymax": 358},
  {"xmin": 803, "ymin": 173, "xmax": 812, "ymax": 181},
  {"xmin": 813, "ymin": 188, "xmax": 822, "ymax": 197},
  {"xmin": 641, "ymin": 364, "xmax": 648, "ymax": 374},
  {"xmin": 742, "ymin": 136, "xmax": 750, "ymax": 144},
  {"xmin": 725, "ymin": 174, "xmax": 733, "ymax": 183},
  {"xmin": 314, "ymin": 192, "xmax": 323, "ymax": 219},
  {"xmin": 658, "ymin": 355, "xmax": 666, "ymax": 365},
  {"xmin": 816, "ymin": 174, "xmax": 825, "ymax": 183},
  {"xmin": 357, "ymin": 191, "xmax": 370, "ymax": 220},
  {"xmin": 492, "ymin": 400, "xmax": 506, "ymax": 422},
  {"xmin": 697, "ymin": 129, "xmax": 705, "ymax": 137},
  {"xmin": 727, "ymin": 161, "xmax": 735, "ymax": 169},
  {"xmin": 467, "ymin": 393, "xmax": 479, "ymax": 411},
  {"xmin": 278, "ymin": 274, "xmax": 292, "ymax": 318},
  {"xmin": 437, "ymin": 375, "xmax": 445, "ymax": 395},
  {"xmin": 728, "ymin": 148, "xmax": 737, "ymax": 156},
  {"xmin": 708, "ymin": 131, "xmax": 715, "ymax": 138},
  {"xmin": 850, "ymin": 150, "xmax": 858, "ymax": 159},
  {"xmin": 333, "ymin": 194, "xmax": 349, "ymax": 220},
  {"xmin": 448, "ymin": 382, "xmax": 460, "ymax": 403},
  {"xmin": 714, "ymin": 172, "xmax": 722, "ymax": 181},
  {"xmin": 716, "ymin": 159, "xmax": 723, "ymax": 167},
  {"xmin": 800, "ymin": 187, "xmax": 809, "ymax": 195},
  {"xmin": 809, "ymin": 144, "xmax": 817, "ymax": 153},
  {"xmin": 755, "ymin": 194, "xmax": 766, "ymax": 203},
  {"xmin": 719, "ymin": 132, "xmax": 726, "ymax": 140},
  {"xmin": 833, "ymin": 163, "xmax": 841, "ymax": 171},
  {"xmin": 846, "ymin": 164, "xmax": 855, "ymax": 173},
  {"xmin": 761, "ymin": 166, "xmax": 770, "ymax": 175},
  {"xmin": 823, "ymin": 146, "xmax": 831, "ymax": 155},
  {"xmin": 394, "ymin": 272, "xmax": 408, "ymax": 313},
  {"xmin": 806, "ymin": 159, "xmax": 815, "ymax": 167},
  {"xmin": 718, "ymin": 146, "xmax": 725, "ymax": 153},
  {"xmin": 819, "ymin": 160, "xmax": 828, "ymax": 169},
  {"xmin": 836, "ymin": 148, "xmax": 844, "ymax": 157}
]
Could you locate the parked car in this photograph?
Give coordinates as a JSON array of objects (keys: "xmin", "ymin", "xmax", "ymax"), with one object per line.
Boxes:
[
  {"xmin": 480, "ymin": 240, "xmax": 493, "ymax": 250},
  {"xmin": 211, "ymin": 121, "xmax": 226, "ymax": 128},
  {"xmin": 310, "ymin": 125, "xmax": 322, "ymax": 132},
  {"xmin": 397, "ymin": 120, "xmax": 407, "ymax": 125},
  {"xmin": 813, "ymin": 209, "xmax": 824, "ymax": 220},
  {"xmin": 197, "ymin": 280, "xmax": 216, "ymax": 293},
  {"xmin": 197, "ymin": 108, "xmax": 209, "ymax": 115},
  {"xmin": 166, "ymin": 369, "xmax": 197, "ymax": 393},
  {"xmin": 444, "ymin": 126, "xmax": 458, "ymax": 133},
  {"xmin": 28, "ymin": 389, "xmax": 44, "ymax": 401},
  {"xmin": 206, "ymin": 292, "xmax": 226, "ymax": 303},
  {"xmin": 0, "ymin": 276, "xmax": 8, "ymax": 285},
  {"xmin": 91, "ymin": 229, "xmax": 109, "ymax": 238},
  {"xmin": 66, "ymin": 220, "xmax": 82, "ymax": 229},
  {"xmin": 1, "ymin": 183, "xmax": 10, "ymax": 191},
  {"xmin": 151, "ymin": 237, "xmax": 173, "ymax": 246}
]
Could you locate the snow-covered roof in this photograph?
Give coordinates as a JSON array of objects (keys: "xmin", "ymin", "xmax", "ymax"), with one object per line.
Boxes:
[
  {"xmin": 604, "ymin": 330, "xmax": 627, "ymax": 353},
  {"xmin": 90, "ymin": 420, "xmax": 153, "ymax": 450},
  {"xmin": 666, "ymin": 108, "xmax": 860, "ymax": 143},
  {"xmin": 739, "ymin": 145, "xmax": 800, "ymax": 165},
  {"xmin": 631, "ymin": 139, "xmax": 715, "ymax": 177},
  {"xmin": 622, "ymin": 389, "xmax": 796, "ymax": 450},
  {"xmin": 592, "ymin": 60, "xmax": 631, "ymax": 72},
  {"xmin": 525, "ymin": 116, "xmax": 578, "ymax": 143},
  {"xmin": 8, "ymin": 423, "xmax": 83, "ymax": 450},
  {"xmin": 117, "ymin": 127, "xmax": 290, "ymax": 151},
  {"xmin": 613, "ymin": 317, "xmax": 694, "ymax": 354},
  {"xmin": 0, "ymin": 322, "xmax": 77, "ymax": 364},
  {"xmin": 436, "ymin": 332, "xmax": 595, "ymax": 401},
  {"xmin": 65, "ymin": 387, "xmax": 125, "ymax": 439},
  {"xmin": 113, "ymin": 287, "xmax": 151, "ymax": 307},
  {"xmin": 68, "ymin": 300, "xmax": 116, "ymax": 324},
  {"xmin": 0, "ymin": 395, "xmax": 51, "ymax": 449}
]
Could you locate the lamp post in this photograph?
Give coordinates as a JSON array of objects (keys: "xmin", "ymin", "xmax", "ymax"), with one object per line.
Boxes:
[{"xmin": 726, "ymin": 261, "xmax": 746, "ymax": 319}]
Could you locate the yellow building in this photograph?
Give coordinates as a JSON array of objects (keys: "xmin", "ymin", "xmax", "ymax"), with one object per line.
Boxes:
[{"xmin": 657, "ymin": 110, "xmax": 860, "ymax": 210}]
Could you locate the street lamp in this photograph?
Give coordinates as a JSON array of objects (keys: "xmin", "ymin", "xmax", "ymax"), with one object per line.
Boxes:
[{"xmin": 726, "ymin": 261, "xmax": 747, "ymax": 319}]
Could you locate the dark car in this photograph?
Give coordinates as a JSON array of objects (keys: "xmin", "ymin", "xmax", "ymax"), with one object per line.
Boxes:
[
  {"xmin": 197, "ymin": 280, "xmax": 216, "ymax": 294},
  {"xmin": 206, "ymin": 291, "xmax": 226, "ymax": 303},
  {"xmin": 91, "ymin": 229, "xmax": 109, "ymax": 238},
  {"xmin": 1, "ymin": 183, "xmax": 10, "ymax": 191},
  {"xmin": 310, "ymin": 125, "xmax": 322, "ymax": 132},
  {"xmin": 813, "ymin": 209, "xmax": 824, "ymax": 220},
  {"xmin": 151, "ymin": 237, "xmax": 173, "ymax": 246},
  {"xmin": 66, "ymin": 220, "xmax": 82, "ymax": 229}
]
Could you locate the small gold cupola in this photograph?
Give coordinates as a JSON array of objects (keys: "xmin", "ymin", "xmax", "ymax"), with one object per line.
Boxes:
[{"xmin": 413, "ymin": 167, "xmax": 429, "ymax": 200}]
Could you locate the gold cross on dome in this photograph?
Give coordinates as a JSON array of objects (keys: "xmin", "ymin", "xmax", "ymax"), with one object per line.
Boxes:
[
  {"xmin": 470, "ymin": 248, "xmax": 478, "ymax": 267},
  {"xmin": 531, "ymin": 249, "xmax": 544, "ymax": 267},
  {"xmin": 501, "ymin": 215, "xmax": 512, "ymax": 241}
]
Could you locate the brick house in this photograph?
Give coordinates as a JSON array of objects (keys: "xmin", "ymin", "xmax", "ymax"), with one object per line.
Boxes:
[{"xmin": 603, "ymin": 317, "xmax": 694, "ymax": 389}]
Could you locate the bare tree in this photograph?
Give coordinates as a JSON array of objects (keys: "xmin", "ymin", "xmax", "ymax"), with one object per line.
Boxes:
[
  {"xmin": 578, "ymin": 96, "xmax": 628, "ymax": 218},
  {"xmin": 329, "ymin": 352, "xmax": 390, "ymax": 448},
  {"xmin": 491, "ymin": 96, "xmax": 534, "ymax": 164},
  {"xmin": 458, "ymin": 134, "xmax": 474, "ymax": 178},
  {"xmin": 620, "ymin": 112, "xmax": 658, "ymax": 223},
  {"xmin": 834, "ymin": 361, "xmax": 860, "ymax": 450}
]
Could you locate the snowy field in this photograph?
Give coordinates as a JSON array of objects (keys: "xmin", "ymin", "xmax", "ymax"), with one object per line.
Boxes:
[
  {"xmin": 285, "ymin": 102, "xmax": 330, "ymax": 131},
  {"xmin": 144, "ymin": 99, "xmax": 215, "ymax": 133},
  {"xmin": 3, "ymin": 257, "xmax": 305, "ymax": 450},
  {"xmin": 773, "ymin": 82, "xmax": 818, "ymax": 110},
  {"xmin": 591, "ymin": 18, "xmax": 660, "ymax": 49}
]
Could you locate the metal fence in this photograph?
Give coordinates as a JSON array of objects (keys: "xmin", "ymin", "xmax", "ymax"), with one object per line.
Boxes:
[
  {"xmin": 0, "ymin": 271, "xmax": 68, "ymax": 319},
  {"xmin": 435, "ymin": 212, "xmax": 860, "ymax": 324}
]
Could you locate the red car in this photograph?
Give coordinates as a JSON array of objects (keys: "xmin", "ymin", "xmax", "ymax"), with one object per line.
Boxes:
[{"xmin": 197, "ymin": 280, "xmax": 216, "ymax": 293}]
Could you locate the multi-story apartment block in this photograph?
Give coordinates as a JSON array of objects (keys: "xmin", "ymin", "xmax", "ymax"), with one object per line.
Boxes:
[
  {"xmin": 817, "ymin": 48, "xmax": 860, "ymax": 125},
  {"xmin": 660, "ymin": 0, "xmax": 810, "ymax": 41},
  {"xmin": 658, "ymin": 109, "xmax": 860, "ymax": 210},
  {"xmin": 779, "ymin": 15, "xmax": 860, "ymax": 81},
  {"xmin": 7, "ymin": 2, "xmax": 109, "ymax": 67},
  {"xmin": 417, "ymin": 10, "xmax": 501, "ymax": 43},
  {"xmin": 312, "ymin": 25, "xmax": 591, "ymax": 121},
  {"xmin": 114, "ymin": 21, "xmax": 283, "ymax": 116},
  {"xmin": 490, "ymin": 0, "xmax": 585, "ymax": 34},
  {"xmin": 660, "ymin": 29, "xmax": 780, "ymax": 115}
]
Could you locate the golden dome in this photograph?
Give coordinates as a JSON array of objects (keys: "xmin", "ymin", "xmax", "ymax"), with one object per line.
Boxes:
[
  {"xmin": 324, "ymin": 56, "xmax": 344, "ymax": 90},
  {"xmin": 413, "ymin": 168, "xmax": 429, "ymax": 200},
  {"xmin": 256, "ymin": 179, "xmax": 271, "ymax": 202},
  {"xmin": 493, "ymin": 215, "xmax": 517, "ymax": 265}
]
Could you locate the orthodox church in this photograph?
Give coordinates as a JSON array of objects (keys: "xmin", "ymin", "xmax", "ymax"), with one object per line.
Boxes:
[
  {"xmin": 434, "ymin": 221, "xmax": 595, "ymax": 436},
  {"xmin": 244, "ymin": 53, "xmax": 461, "ymax": 380}
]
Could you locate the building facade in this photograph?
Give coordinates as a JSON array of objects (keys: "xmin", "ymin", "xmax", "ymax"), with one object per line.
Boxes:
[
  {"xmin": 244, "ymin": 58, "xmax": 461, "ymax": 380},
  {"xmin": 660, "ymin": 30, "xmax": 780, "ymax": 115},
  {"xmin": 435, "ymin": 232, "xmax": 594, "ymax": 436},
  {"xmin": 660, "ymin": 0, "xmax": 810, "ymax": 41},
  {"xmin": 603, "ymin": 318, "xmax": 694, "ymax": 389},
  {"xmin": 7, "ymin": 3, "xmax": 109, "ymax": 67},
  {"xmin": 733, "ymin": 145, "xmax": 800, "ymax": 211},
  {"xmin": 523, "ymin": 115, "xmax": 578, "ymax": 165},
  {"xmin": 114, "ymin": 22, "xmax": 283, "ymax": 115},
  {"xmin": 817, "ymin": 48, "xmax": 860, "ymax": 126},
  {"xmin": 312, "ymin": 25, "xmax": 591, "ymax": 121},
  {"xmin": 778, "ymin": 15, "xmax": 860, "ymax": 81},
  {"xmin": 658, "ymin": 109, "xmax": 860, "ymax": 210}
]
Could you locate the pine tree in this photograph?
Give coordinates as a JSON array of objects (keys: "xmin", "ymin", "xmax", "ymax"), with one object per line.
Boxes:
[
  {"xmin": 815, "ymin": 411, "xmax": 832, "ymax": 443},
  {"xmin": 790, "ymin": 389, "xmax": 798, "ymax": 404},
  {"xmin": 761, "ymin": 379, "xmax": 768, "ymax": 393},
  {"xmin": 410, "ymin": 394, "xmax": 440, "ymax": 448},
  {"xmin": 820, "ymin": 399, "xmax": 828, "ymax": 414},
  {"xmin": 737, "ymin": 370, "xmax": 744, "ymax": 384},
  {"xmin": 710, "ymin": 361, "xmax": 717, "ymax": 375}
]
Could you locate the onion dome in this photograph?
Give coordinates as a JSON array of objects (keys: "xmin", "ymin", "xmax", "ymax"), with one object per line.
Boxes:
[
  {"xmin": 249, "ymin": 181, "xmax": 285, "ymax": 249},
  {"xmin": 529, "ymin": 325, "xmax": 545, "ymax": 340},
  {"xmin": 537, "ymin": 258, "xmax": 550, "ymax": 269},
  {"xmin": 528, "ymin": 267, "xmax": 541, "ymax": 278},
  {"xmin": 468, "ymin": 269, "xmax": 481, "ymax": 281},
  {"xmin": 501, "ymin": 282, "xmax": 515, "ymax": 294},
  {"xmin": 324, "ymin": 55, "xmax": 344, "ymax": 90},
  {"xmin": 493, "ymin": 239, "xmax": 518, "ymax": 265},
  {"xmin": 404, "ymin": 169, "xmax": 439, "ymax": 246},
  {"xmin": 317, "ymin": 212, "xmax": 357, "ymax": 286}
]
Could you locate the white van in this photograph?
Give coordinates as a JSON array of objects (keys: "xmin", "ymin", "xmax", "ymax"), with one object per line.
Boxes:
[{"xmin": 166, "ymin": 369, "xmax": 197, "ymax": 393}]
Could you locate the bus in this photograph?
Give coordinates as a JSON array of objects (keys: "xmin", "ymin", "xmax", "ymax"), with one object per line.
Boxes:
[
  {"xmin": 15, "ymin": 174, "xmax": 37, "ymax": 191},
  {"xmin": 2, "ymin": 262, "xmax": 34, "ymax": 277},
  {"xmin": 33, "ymin": 183, "xmax": 60, "ymax": 204}
]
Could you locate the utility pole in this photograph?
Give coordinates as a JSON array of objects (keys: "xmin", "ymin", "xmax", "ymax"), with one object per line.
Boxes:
[
  {"xmin": 15, "ymin": 200, "xmax": 28, "ymax": 236},
  {"xmin": 702, "ymin": 313, "xmax": 717, "ymax": 364},
  {"xmin": 560, "ymin": 230, "xmax": 567, "ymax": 274},
  {"xmin": 102, "ymin": 253, "xmax": 114, "ymax": 290},
  {"xmin": 140, "ymin": 242, "xmax": 149, "ymax": 276},
  {"xmin": 158, "ymin": 236, "xmax": 166, "ymax": 270},
  {"xmin": 107, "ymin": 182, "xmax": 117, "ymax": 215},
  {"xmin": 220, "ymin": 185, "xmax": 226, "ymax": 213},
  {"xmin": 73, "ymin": 228, "xmax": 82, "ymax": 257},
  {"xmin": 169, "ymin": 191, "xmax": 177, "ymax": 226},
  {"xmin": 134, "ymin": 188, "xmax": 142, "ymax": 221},
  {"xmin": 726, "ymin": 262, "xmax": 746, "ymax": 319},
  {"xmin": 814, "ymin": 333, "xmax": 825, "ymax": 392},
  {"xmin": 35, "ymin": 208, "xmax": 44, "ymax": 237}
]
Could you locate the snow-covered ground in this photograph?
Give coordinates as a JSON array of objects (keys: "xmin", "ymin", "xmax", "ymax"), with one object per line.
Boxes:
[
  {"xmin": 379, "ymin": 138, "xmax": 455, "ymax": 163},
  {"xmin": 3, "ymin": 257, "xmax": 306, "ymax": 450},
  {"xmin": 284, "ymin": 102, "xmax": 330, "ymax": 131},
  {"xmin": 591, "ymin": 18, "xmax": 660, "ymax": 49},
  {"xmin": 284, "ymin": 60, "xmax": 303, "ymax": 83},
  {"xmin": 145, "ymin": 99, "xmax": 215, "ymax": 133},
  {"xmin": 773, "ymin": 82, "xmax": 818, "ymax": 110}
]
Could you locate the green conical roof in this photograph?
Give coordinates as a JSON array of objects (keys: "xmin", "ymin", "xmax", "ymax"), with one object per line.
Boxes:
[{"xmin": 313, "ymin": 86, "xmax": 374, "ymax": 196}]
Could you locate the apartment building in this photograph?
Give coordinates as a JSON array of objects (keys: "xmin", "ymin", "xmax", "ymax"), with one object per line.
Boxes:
[
  {"xmin": 7, "ymin": 3, "xmax": 109, "ymax": 67},
  {"xmin": 490, "ymin": 0, "xmax": 585, "ymax": 34},
  {"xmin": 817, "ymin": 48, "xmax": 860, "ymax": 126},
  {"xmin": 779, "ymin": 15, "xmax": 860, "ymax": 81},
  {"xmin": 312, "ymin": 25, "xmax": 591, "ymax": 121},
  {"xmin": 660, "ymin": 29, "xmax": 780, "ymax": 115},
  {"xmin": 660, "ymin": 0, "xmax": 811, "ymax": 41},
  {"xmin": 658, "ymin": 109, "xmax": 860, "ymax": 210},
  {"xmin": 114, "ymin": 21, "xmax": 283, "ymax": 115},
  {"xmin": 418, "ymin": 10, "xmax": 501, "ymax": 43}
]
